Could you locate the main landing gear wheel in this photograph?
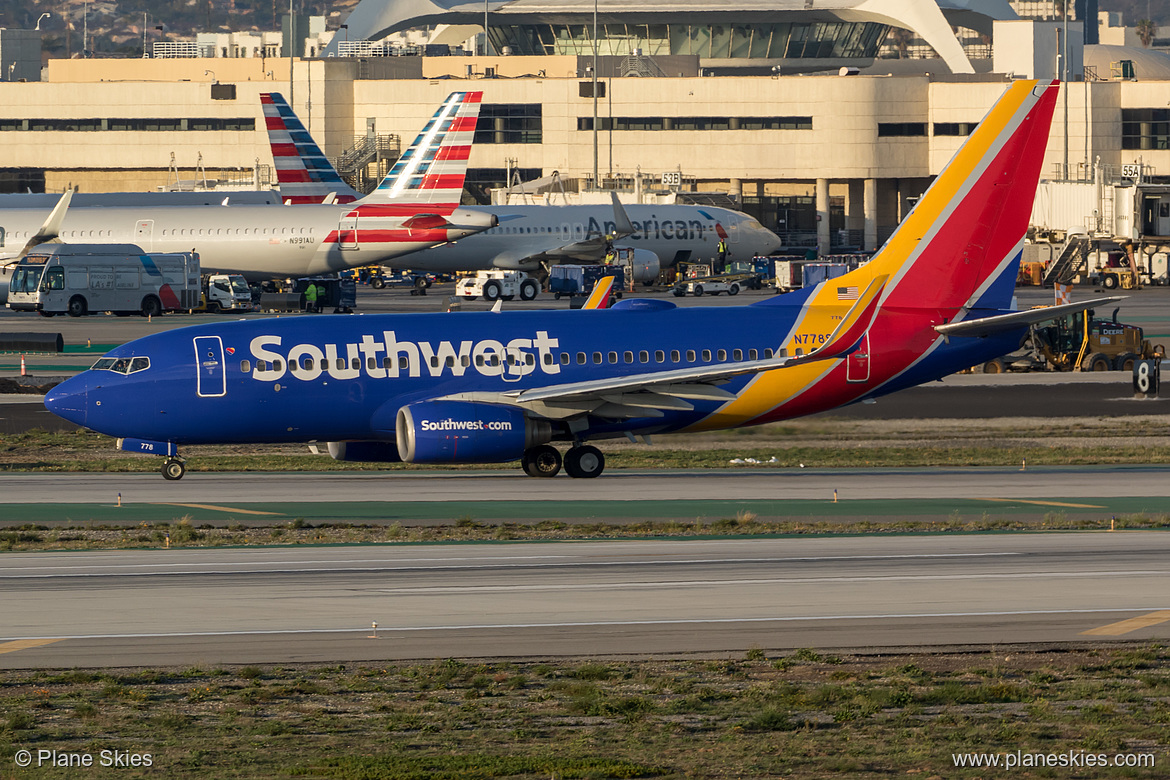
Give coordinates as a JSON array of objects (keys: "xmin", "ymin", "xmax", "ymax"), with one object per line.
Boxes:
[
  {"xmin": 521, "ymin": 445, "xmax": 562, "ymax": 478},
  {"xmin": 564, "ymin": 445, "xmax": 605, "ymax": 478},
  {"xmin": 161, "ymin": 459, "xmax": 186, "ymax": 481}
]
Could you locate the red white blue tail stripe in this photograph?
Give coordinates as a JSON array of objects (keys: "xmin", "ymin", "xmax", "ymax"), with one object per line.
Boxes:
[
  {"xmin": 261, "ymin": 93, "xmax": 361, "ymax": 205},
  {"xmin": 366, "ymin": 92, "xmax": 482, "ymax": 206}
]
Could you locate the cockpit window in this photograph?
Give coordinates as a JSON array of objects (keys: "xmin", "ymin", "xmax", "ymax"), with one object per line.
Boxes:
[{"xmin": 91, "ymin": 356, "xmax": 151, "ymax": 374}]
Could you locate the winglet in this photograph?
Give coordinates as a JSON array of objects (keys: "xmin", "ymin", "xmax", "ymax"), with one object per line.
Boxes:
[
  {"xmin": 581, "ymin": 275, "xmax": 616, "ymax": 310},
  {"xmin": 796, "ymin": 275, "xmax": 887, "ymax": 363},
  {"xmin": 609, "ymin": 192, "xmax": 635, "ymax": 239},
  {"xmin": 19, "ymin": 189, "xmax": 74, "ymax": 258}
]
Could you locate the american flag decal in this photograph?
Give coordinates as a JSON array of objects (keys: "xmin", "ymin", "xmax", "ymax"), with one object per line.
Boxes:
[{"xmin": 837, "ymin": 286, "xmax": 859, "ymax": 301}]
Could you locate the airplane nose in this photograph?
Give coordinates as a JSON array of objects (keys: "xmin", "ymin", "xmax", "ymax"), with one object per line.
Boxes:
[{"xmin": 44, "ymin": 374, "xmax": 89, "ymax": 427}]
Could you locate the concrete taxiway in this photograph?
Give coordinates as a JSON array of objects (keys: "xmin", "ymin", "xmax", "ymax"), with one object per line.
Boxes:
[
  {"xmin": 1, "ymin": 532, "xmax": 1168, "ymax": 668},
  {"xmin": 1, "ymin": 467, "xmax": 1169, "ymax": 527}
]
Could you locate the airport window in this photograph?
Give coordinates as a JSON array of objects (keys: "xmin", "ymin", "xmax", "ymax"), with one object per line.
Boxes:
[
  {"xmin": 383, "ymin": 357, "xmax": 392, "ymax": 369},
  {"xmin": 526, "ymin": 354, "xmax": 535, "ymax": 366},
  {"xmin": 655, "ymin": 350, "xmax": 665, "ymax": 363},
  {"xmin": 733, "ymin": 349, "xmax": 743, "ymax": 361},
  {"xmin": 933, "ymin": 122, "xmax": 976, "ymax": 136},
  {"xmin": 717, "ymin": 349, "xmax": 727, "ymax": 361},
  {"xmin": 368, "ymin": 357, "xmax": 377, "ymax": 370},
  {"xmin": 702, "ymin": 349, "xmax": 712, "ymax": 362},
  {"xmin": 686, "ymin": 350, "xmax": 696, "ymax": 362},
  {"xmin": 559, "ymin": 353, "xmax": 569, "ymax": 365},
  {"xmin": 545, "ymin": 353, "xmax": 556, "ymax": 366},
  {"xmin": 671, "ymin": 350, "xmax": 681, "ymax": 362},
  {"xmin": 319, "ymin": 359, "xmax": 328, "ymax": 369},
  {"xmin": 795, "ymin": 348, "xmax": 804, "ymax": 356},
  {"xmin": 608, "ymin": 351, "xmax": 618, "ymax": 364},
  {"xmin": 129, "ymin": 358, "xmax": 150, "ymax": 373},
  {"xmin": 579, "ymin": 115, "xmax": 811, "ymax": 132},
  {"xmin": 593, "ymin": 352, "xmax": 602, "ymax": 364},
  {"xmin": 399, "ymin": 356, "xmax": 409, "ymax": 370},
  {"xmin": 749, "ymin": 349, "xmax": 758, "ymax": 360},
  {"xmin": 273, "ymin": 359, "xmax": 282, "ymax": 371},
  {"xmin": 577, "ymin": 352, "xmax": 586, "ymax": 364},
  {"xmin": 765, "ymin": 349, "xmax": 774, "ymax": 359},
  {"xmin": 1122, "ymin": 108, "xmax": 1170, "ymax": 150},
  {"xmin": 240, "ymin": 360, "xmax": 251, "ymax": 373},
  {"xmin": 639, "ymin": 350, "xmax": 649, "ymax": 363},
  {"xmin": 462, "ymin": 355, "xmax": 470, "ymax": 368},
  {"xmin": 878, "ymin": 122, "xmax": 927, "ymax": 137},
  {"xmin": 430, "ymin": 356, "xmax": 440, "ymax": 368},
  {"xmin": 474, "ymin": 355, "xmax": 484, "ymax": 367},
  {"xmin": 352, "ymin": 358, "xmax": 361, "ymax": 370},
  {"xmin": 475, "ymin": 104, "xmax": 543, "ymax": 144},
  {"xmin": 623, "ymin": 351, "xmax": 634, "ymax": 364},
  {"xmin": 445, "ymin": 356, "xmax": 455, "ymax": 368},
  {"xmin": 488, "ymin": 355, "xmax": 499, "ymax": 367}
]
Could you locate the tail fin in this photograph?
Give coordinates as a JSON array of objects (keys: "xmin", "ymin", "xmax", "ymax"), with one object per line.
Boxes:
[
  {"xmin": 260, "ymin": 93, "xmax": 362, "ymax": 204},
  {"xmin": 852, "ymin": 80, "xmax": 1059, "ymax": 313},
  {"xmin": 361, "ymin": 91, "xmax": 483, "ymax": 206}
]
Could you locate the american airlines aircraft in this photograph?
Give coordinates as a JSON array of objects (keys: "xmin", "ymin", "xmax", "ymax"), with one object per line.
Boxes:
[
  {"xmin": 47, "ymin": 81, "xmax": 1107, "ymax": 482},
  {"xmin": 0, "ymin": 92, "xmax": 494, "ymax": 297},
  {"xmin": 258, "ymin": 93, "xmax": 782, "ymax": 281}
]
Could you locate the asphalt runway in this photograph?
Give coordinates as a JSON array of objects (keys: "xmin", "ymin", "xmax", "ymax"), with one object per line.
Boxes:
[{"xmin": 2, "ymin": 532, "xmax": 1168, "ymax": 668}]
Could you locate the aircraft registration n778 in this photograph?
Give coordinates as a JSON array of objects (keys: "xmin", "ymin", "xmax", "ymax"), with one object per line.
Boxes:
[{"xmin": 47, "ymin": 80, "xmax": 1100, "ymax": 480}]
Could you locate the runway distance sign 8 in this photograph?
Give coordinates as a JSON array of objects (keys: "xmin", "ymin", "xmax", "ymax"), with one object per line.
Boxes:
[{"xmin": 1133, "ymin": 359, "xmax": 1160, "ymax": 398}]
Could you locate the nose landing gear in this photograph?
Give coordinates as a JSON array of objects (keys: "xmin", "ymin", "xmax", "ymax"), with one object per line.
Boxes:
[{"xmin": 161, "ymin": 458, "xmax": 187, "ymax": 481}]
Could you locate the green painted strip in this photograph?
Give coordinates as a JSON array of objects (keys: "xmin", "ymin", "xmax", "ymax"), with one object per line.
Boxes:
[{"xmin": 2, "ymin": 497, "xmax": 1167, "ymax": 527}]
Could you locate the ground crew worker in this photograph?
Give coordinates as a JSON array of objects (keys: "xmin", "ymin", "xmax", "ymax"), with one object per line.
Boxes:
[
  {"xmin": 716, "ymin": 237, "xmax": 729, "ymax": 274},
  {"xmin": 315, "ymin": 282, "xmax": 328, "ymax": 313},
  {"xmin": 303, "ymin": 281, "xmax": 318, "ymax": 313}
]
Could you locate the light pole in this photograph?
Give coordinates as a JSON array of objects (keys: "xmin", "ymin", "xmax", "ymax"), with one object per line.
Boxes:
[
  {"xmin": 35, "ymin": 13, "xmax": 50, "ymax": 30},
  {"xmin": 592, "ymin": 0, "xmax": 598, "ymax": 191},
  {"xmin": 141, "ymin": 13, "xmax": 149, "ymax": 58}
]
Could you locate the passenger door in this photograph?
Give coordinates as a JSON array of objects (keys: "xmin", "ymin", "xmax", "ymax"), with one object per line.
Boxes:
[
  {"xmin": 846, "ymin": 333, "xmax": 870, "ymax": 383},
  {"xmin": 338, "ymin": 215, "xmax": 358, "ymax": 250},
  {"xmin": 194, "ymin": 336, "xmax": 227, "ymax": 397},
  {"xmin": 135, "ymin": 220, "xmax": 154, "ymax": 251}
]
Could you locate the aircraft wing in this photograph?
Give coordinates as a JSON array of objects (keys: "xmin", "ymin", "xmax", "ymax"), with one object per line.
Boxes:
[
  {"xmin": 934, "ymin": 296, "xmax": 1125, "ymax": 338},
  {"xmin": 442, "ymin": 276, "xmax": 886, "ymax": 419},
  {"xmin": 498, "ymin": 192, "xmax": 638, "ymax": 265}
]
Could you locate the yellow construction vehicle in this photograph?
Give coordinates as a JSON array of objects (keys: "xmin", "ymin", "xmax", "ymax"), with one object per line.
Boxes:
[{"xmin": 1025, "ymin": 308, "xmax": 1162, "ymax": 372}]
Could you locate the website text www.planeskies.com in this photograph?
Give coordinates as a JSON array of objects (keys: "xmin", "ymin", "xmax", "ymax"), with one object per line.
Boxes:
[{"xmin": 953, "ymin": 749, "xmax": 1155, "ymax": 771}]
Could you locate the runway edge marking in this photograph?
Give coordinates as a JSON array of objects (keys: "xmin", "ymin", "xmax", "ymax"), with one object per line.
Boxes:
[{"xmin": 0, "ymin": 638, "xmax": 64, "ymax": 655}]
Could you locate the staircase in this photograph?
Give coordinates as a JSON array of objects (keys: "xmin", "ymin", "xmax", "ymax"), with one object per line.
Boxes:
[
  {"xmin": 333, "ymin": 134, "xmax": 400, "ymax": 193},
  {"xmin": 1042, "ymin": 235, "xmax": 1090, "ymax": 287},
  {"xmin": 620, "ymin": 53, "xmax": 666, "ymax": 78}
]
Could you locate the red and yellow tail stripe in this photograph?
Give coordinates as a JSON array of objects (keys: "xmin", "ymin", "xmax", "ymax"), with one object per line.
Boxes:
[{"xmin": 688, "ymin": 80, "xmax": 1060, "ymax": 431}]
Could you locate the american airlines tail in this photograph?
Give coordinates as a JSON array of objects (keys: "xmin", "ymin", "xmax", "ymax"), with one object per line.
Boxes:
[
  {"xmin": 361, "ymin": 91, "xmax": 482, "ymax": 207},
  {"xmin": 260, "ymin": 93, "xmax": 362, "ymax": 205}
]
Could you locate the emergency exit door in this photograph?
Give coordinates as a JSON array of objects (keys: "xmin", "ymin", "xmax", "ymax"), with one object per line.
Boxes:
[{"xmin": 194, "ymin": 336, "xmax": 227, "ymax": 397}]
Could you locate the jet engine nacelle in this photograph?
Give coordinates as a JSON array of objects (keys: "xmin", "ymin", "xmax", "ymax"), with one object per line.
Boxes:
[
  {"xmin": 395, "ymin": 401, "xmax": 552, "ymax": 464},
  {"xmin": 623, "ymin": 248, "xmax": 661, "ymax": 284},
  {"xmin": 326, "ymin": 440, "xmax": 401, "ymax": 463},
  {"xmin": 448, "ymin": 208, "xmax": 499, "ymax": 230}
]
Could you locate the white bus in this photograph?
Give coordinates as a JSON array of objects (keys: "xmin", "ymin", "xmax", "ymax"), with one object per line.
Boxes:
[{"xmin": 7, "ymin": 244, "xmax": 200, "ymax": 317}]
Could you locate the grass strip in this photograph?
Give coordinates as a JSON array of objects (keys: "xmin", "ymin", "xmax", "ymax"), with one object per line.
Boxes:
[{"xmin": 1, "ymin": 646, "xmax": 1166, "ymax": 778}]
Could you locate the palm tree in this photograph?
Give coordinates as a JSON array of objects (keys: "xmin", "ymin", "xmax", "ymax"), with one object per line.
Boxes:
[{"xmin": 1136, "ymin": 19, "xmax": 1157, "ymax": 48}]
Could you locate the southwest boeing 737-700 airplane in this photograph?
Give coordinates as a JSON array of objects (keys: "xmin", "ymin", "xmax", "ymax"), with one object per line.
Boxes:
[{"xmin": 47, "ymin": 80, "xmax": 1104, "ymax": 481}]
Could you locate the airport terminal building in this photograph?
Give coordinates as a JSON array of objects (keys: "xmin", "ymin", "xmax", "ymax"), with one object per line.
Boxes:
[{"xmin": 0, "ymin": 0, "xmax": 1167, "ymax": 254}]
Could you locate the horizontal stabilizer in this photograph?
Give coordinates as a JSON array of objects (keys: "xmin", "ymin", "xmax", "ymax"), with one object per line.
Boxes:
[{"xmin": 934, "ymin": 296, "xmax": 1125, "ymax": 338}]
